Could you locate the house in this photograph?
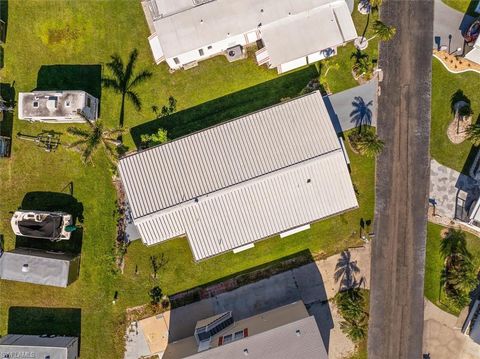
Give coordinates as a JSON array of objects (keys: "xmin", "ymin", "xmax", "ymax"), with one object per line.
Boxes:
[
  {"xmin": 130, "ymin": 301, "xmax": 328, "ymax": 359},
  {"xmin": 0, "ymin": 334, "xmax": 79, "ymax": 359},
  {"xmin": 142, "ymin": 0, "xmax": 357, "ymax": 73},
  {"xmin": 119, "ymin": 91, "xmax": 358, "ymax": 261},
  {"xmin": 18, "ymin": 90, "xmax": 99, "ymax": 123},
  {"xmin": 465, "ymin": 38, "xmax": 480, "ymax": 65},
  {"xmin": 0, "ymin": 247, "xmax": 80, "ymax": 287}
]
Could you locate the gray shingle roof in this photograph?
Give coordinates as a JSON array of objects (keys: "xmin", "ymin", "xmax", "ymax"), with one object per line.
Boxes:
[
  {"xmin": 0, "ymin": 334, "xmax": 78, "ymax": 359},
  {"xmin": 184, "ymin": 316, "xmax": 328, "ymax": 359},
  {"xmin": 119, "ymin": 91, "xmax": 358, "ymax": 260},
  {"xmin": 0, "ymin": 248, "xmax": 78, "ymax": 287}
]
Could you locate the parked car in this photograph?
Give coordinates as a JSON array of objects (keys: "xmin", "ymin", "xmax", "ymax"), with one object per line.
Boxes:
[{"xmin": 10, "ymin": 211, "xmax": 73, "ymax": 241}]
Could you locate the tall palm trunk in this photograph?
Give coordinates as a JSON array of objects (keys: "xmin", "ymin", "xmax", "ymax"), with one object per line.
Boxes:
[
  {"xmin": 119, "ymin": 93, "xmax": 126, "ymax": 128},
  {"xmin": 361, "ymin": 11, "xmax": 371, "ymax": 40}
]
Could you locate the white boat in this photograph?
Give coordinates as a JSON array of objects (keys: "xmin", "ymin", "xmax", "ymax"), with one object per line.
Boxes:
[{"xmin": 10, "ymin": 210, "xmax": 73, "ymax": 241}]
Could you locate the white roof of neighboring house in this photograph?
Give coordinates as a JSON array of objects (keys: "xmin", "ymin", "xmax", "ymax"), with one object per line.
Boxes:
[
  {"xmin": 185, "ymin": 316, "xmax": 327, "ymax": 359},
  {"xmin": 261, "ymin": 1, "xmax": 357, "ymax": 67},
  {"xmin": 0, "ymin": 334, "xmax": 77, "ymax": 359},
  {"xmin": 151, "ymin": 0, "xmax": 355, "ymax": 59},
  {"xmin": 119, "ymin": 91, "xmax": 358, "ymax": 260}
]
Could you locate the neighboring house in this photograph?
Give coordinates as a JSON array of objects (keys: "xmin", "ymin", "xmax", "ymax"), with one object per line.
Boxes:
[
  {"xmin": 465, "ymin": 38, "xmax": 480, "ymax": 65},
  {"xmin": 142, "ymin": 0, "xmax": 357, "ymax": 73},
  {"xmin": 18, "ymin": 90, "xmax": 99, "ymax": 123},
  {"xmin": 462, "ymin": 298, "xmax": 480, "ymax": 345},
  {"xmin": 119, "ymin": 91, "xmax": 358, "ymax": 261},
  {"xmin": 132, "ymin": 301, "xmax": 328, "ymax": 359},
  {"xmin": 0, "ymin": 334, "xmax": 79, "ymax": 359},
  {"xmin": 0, "ymin": 247, "xmax": 80, "ymax": 287}
]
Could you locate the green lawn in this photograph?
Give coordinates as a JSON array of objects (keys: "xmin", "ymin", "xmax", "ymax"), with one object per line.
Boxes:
[
  {"xmin": 424, "ymin": 223, "xmax": 480, "ymax": 315},
  {"xmin": 431, "ymin": 57, "xmax": 480, "ymax": 173},
  {"xmin": 0, "ymin": 1, "xmax": 376, "ymax": 357},
  {"xmin": 442, "ymin": 0, "xmax": 479, "ymax": 15}
]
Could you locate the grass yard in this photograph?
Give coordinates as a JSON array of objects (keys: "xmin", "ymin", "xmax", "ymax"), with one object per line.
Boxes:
[
  {"xmin": 424, "ymin": 223, "xmax": 480, "ymax": 315},
  {"xmin": 0, "ymin": 0, "xmax": 376, "ymax": 357},
  {"xmin": 430, "ymin": 57, "xmax": 480, "ymax": 173},
  {"xmin": 442, "ymin": 0, "xmax": 479, "ymax": 15}
]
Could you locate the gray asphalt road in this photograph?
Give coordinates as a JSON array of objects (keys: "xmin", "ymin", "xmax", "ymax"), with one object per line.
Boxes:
[{"xmin": 367, "ymin": 0, "xmax": 433, "ymax": 358}]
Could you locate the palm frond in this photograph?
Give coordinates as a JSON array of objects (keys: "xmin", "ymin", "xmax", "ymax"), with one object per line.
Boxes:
[
  {"xmin": 124, "ymin": 49, "xmax": 139, "ymax": 87},
  {"xmin": 106, "ymin": 54, "xmax": 125, "ymax": 85},
  {"xmin": 126, "ymin": 90, "xmax": 142, "ymax": 111},
  {"xmin": 67, "ymin": 127, "xmax": 90, "ymax": 139},
  {"xmin": 68, "ymin": 139, "xmax": 89, "ymax": 149},
  {"xmin": 128, "ymin": 70, "xmax": 153, "ymax": 90},
  {"xmin": 101, "ymin": 78, "xmax": 122, "ymax": 93}
]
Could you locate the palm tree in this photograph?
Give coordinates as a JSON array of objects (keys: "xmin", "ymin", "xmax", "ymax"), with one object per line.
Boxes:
[
  {"xmin": 440, "ymin": 229, "xmax": 470, "ymax": 262},
  {"xmin": 334, "ymin": 250, "xmax": 361, "ymax": 290},
  {"xmin": 360, "ymin": 0, "xmax": 383, "ymax": 39},
  {"xmin": 102, "ymin": 49, "xmax": 153, "ymax": 127},
  {"xmin": 340, "ymin": 318, "xmax": 368, "ymax": 343},
  {"xmin": 356, "ymin": 130, "xmax": 385, "ymax": 157},
  {"xmin": 350, "ymin": 96, "xmax": 373, "ymax": 133},
  {"xmin": 351, "ymin": 51, "xmax": 372, "ymax": 79},
  {"xmin": 466, "ymin": 124, "xmax": 480, "ymax": 145},
  {"xmin": 371, "ymin": 20, "xmax": 396, "ymax": 41},
  {"xmin": 67, "ymin": 119, "xmax": 124, "ymax": 164}
]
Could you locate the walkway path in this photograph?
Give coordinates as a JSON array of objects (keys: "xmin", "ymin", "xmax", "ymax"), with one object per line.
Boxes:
[
  {"xmin": 429, "ymin": 159, "xmax": 479, "ymax": 219},
  {"xmin": 323, "ymin": 79, "xmax": 378, "ymax": 133}
]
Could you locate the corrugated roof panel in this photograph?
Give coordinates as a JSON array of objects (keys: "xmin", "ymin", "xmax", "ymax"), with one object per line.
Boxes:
[
  {"xmin": 120, "ymin": 91, "xmax": 358, "ymax": 260},
  {"xmin": 134, "ymin": 151, "xmax": 357, "ymax": 261},
  {"xmin": 119, "ymin": 92, "xmax": 341, "ymax": 219}
]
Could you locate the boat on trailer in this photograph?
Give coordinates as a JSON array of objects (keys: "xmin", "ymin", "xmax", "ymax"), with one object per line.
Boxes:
[{"xmin": 10, "ymin": 210, "xmax": 73, "ymax": 241}]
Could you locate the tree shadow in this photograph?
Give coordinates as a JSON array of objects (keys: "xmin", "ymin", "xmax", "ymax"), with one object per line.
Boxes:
[
  {"xmin": 35, "ymin": 64, "xmax": 102, "ymax": 115},
  {"xmin": 350, "ymin": 96, "xmax": 373, "ymax": 132},
  {"xmin": 450, "ymin": 89, "xmax": 471, "ymax": 114},
  {"xmin": 130, "ymin": 65, "xmax": 319, "ymax": 148},
  {"xmin": 0, "ymin": 0, "xmax": 7, "ymax": 44},
  {"xmin": 14, "ymin": 190, "xmax": 84, "ymax": 253},
  {"xmin": 334, "ymin": 250, "xmax": 364, "ymax": 291}
]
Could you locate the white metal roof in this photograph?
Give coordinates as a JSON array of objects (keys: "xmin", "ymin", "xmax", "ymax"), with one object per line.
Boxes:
[
  {"xmin": 185, "ymin": 316, "xmax": 328, "ymax": 359},
  {"xmin": 119, "ymin": 91, "xmax": 357, "ymax": 260},
  {"xmin": 465, "ymin": 40, "xmax": 480, "ymax": 65},
  {"xmin": 0, "ymin": 335, "xmax": 77, "ymax": 359},
  {"xmin": 261, "ymin": 2, "xmax": 357, "ymax": 67},
  {"xmin": 151, "ymin": 0, "xmax": 353, "ymax": 58}
]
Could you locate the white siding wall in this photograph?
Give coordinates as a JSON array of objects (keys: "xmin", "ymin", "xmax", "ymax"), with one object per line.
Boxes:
[
  {"xmin": 278, "ymin": 57, "xmax": 308, "ymax": 74},
  {"xmin": 166, "ymin": 34, "xmax": 248, "ymax": 69}
]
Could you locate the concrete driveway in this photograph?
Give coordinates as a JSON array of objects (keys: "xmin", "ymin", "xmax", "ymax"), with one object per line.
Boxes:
[
  {"xmin": 433, "ymin": 0, "xmax": 475, "ymax": 52},
  {"xmin": 423, "ymin": 300, "xmax": 480, "ymax": 359},
  {"xmin": 323, "ymin": 79, "xmax": 377, "ymax": 133}
]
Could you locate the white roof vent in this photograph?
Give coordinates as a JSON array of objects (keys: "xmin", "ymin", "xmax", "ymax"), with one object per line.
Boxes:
[
  {"xmin": 46, "ymin": 97, "xmax": 58, "ymax": 110},
  {"xmin": 243, "ymin": 348, "xmax": 249, "ymax": 356},
  {"xmin": 296, "ymin": 329, "xmax": 301, "ymax": 336},
  {"xmin": 22, "ymin": 264, "xmax": 30, "ymax": 273}
]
